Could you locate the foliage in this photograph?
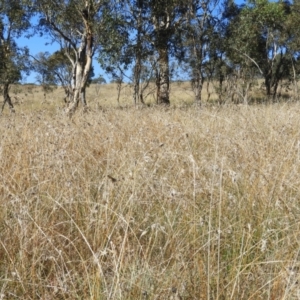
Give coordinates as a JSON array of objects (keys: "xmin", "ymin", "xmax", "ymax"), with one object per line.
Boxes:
[
  {"xmin": 33, "ymin": 50, "xmax": 94, "ymax": 89},
  {"xmin": 224, "ymin": 0, "xmax": 292, "ymax": 98},
  {"xmin": 33, "ymin": 0, "xmax": 111, "ymax": 114},
  {"xmin": 33, "ymin": 51, "xmax": 71, "ymax": 87},
  {"xmin": 91, "ymin": 75, "xmax": 106, "ymax": 84},
  {"xmin": 0, "ymin": 0, "xmax": 32, "ymax": 113},
  {"xmin": 0, "ymin": 0, "xmax": 32, "ymax": 84}
]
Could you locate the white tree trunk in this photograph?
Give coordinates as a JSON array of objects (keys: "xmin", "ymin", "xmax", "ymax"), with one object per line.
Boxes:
[{"xmin": 66, "ymin": 31, "xmax": 92, "ymax": 116}]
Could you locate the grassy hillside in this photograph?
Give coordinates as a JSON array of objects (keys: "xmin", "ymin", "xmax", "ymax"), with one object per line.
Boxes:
[
  {"xmin": 7, "ymin": 80, "xmax": 294, "ymax": 115},
  {"xmin": 6, "ymin": 81, "xmax": 220, "ymax": 113},
  {"xmin": 0, "ymin": 87, "xmax": 300, "ymax": 299}
]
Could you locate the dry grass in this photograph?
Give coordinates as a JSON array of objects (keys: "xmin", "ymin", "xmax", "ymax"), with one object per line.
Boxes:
[
  {"xmin": 1, "ymin": 86, "xmax": 300, "ymax": 299},
  {"xmin": 8, "ymin": 80, "xmax": 292, "ymax": 113},
  {"xmin": 7, "ymin": 81, "xmax": 211, "ymax": 112}
]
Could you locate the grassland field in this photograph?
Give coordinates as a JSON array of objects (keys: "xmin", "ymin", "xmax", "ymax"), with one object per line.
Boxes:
[{"xmin": 0, "ymin": 83, "xmax": 300, "ymax": 299}]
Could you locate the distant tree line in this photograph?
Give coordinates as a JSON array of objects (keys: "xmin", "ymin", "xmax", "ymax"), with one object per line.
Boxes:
[{"xmin": 1, "ymin": 0, "xmax": 300, "ymax": 114}]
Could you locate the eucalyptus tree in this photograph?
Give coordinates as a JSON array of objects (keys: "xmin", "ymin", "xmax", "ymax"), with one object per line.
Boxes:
[
  {"xmin": 286, "ymin": 0, "xmax": 300, "ymax": 55},
  {"xmin": 225, "ymin": 0, "xmax": 291, "ymax": 99},
  {"xmin": 213, "ymin": 0, "xmax": 256, "ymax": 104},
  {"xmin": 97, "ymin": 0, "xmax": 183, "ymax": 105},
  {"xmin": 98, "ymin": 0, "xmax": 189, "ymax": 105},
  {"xmin": 122, "ymin": 0, "xmax": 172, "ymax": 105},
  {"xmin": 183, "ymin": 0, "xmax": 220, "ymax": 105},
  {"xmin": 34, "ymin": 0, "xmax": 110, "ymax": 115},
  {"xmin": 0, "ymin": 0, "xmax": 32, "ymax": 113},
  {"xmin": 33, "ymin": 51, "xmax": 73, "ymax": 99},
  {"xmin": 96, "ymin": 1, "xmax": 131, "ymax": 87},
  {"xmin": 33, "ymin": 50, "xmax": 94, "ymax": 103},
  {"xmin": 124, "ymin": 0, "xmax": 151, "ymax": 105},
  {"xmin": 97, "ymin": 0, "xmax": 155, "ymax": 105},
  {"xmin": 283, "ymin": 0, "xmax": 300, "ymax": 98},
  {"xmin": 149, "ymin": 0, "xmax": 188, "ymax": 105}
]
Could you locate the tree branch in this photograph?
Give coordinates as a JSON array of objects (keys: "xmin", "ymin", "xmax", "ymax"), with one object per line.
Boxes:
[
  {"xmin": 233, "ymin": 47, "xmax": 264, "ymax": 75},
  {"xmin": 44, "ymin": 16, "xmax": 78, "ymax": 51}
]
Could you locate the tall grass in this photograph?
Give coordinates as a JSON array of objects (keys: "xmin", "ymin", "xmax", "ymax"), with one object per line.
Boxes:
[{"xmin": 1, "ymin": 103, "xmax": 300, "ymax": 299}]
